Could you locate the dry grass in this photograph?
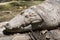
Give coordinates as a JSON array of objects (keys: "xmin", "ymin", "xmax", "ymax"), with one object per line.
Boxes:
[{"xmin": 0, "ymin": 1, "xmax": 43, "ymax": 22}]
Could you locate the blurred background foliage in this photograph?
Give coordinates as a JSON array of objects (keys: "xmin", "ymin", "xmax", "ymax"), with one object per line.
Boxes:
[
  {"xmin": 0, "ymin": 0, "xmax": 45, "ymax": 2},
  {"xmin": 0, "ymin": 0, "xmax": 44, "ymax": 22}
]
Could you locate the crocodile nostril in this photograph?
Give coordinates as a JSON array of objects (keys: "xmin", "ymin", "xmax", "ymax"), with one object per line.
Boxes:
[{"xmin": 46, "ymin": 38, "xmax": 50, "ymax": 40}]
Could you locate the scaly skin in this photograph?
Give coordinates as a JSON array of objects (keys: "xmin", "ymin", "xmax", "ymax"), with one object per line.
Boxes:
[{"xmin": 4, "ymin": 0, "xmax": 60, "ymax": 32}]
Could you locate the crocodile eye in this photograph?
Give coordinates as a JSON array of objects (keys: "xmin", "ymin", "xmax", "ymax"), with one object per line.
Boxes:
[
  {"xmin": 20, "ymin": 12, "xmax": 24, "ymax": 15},
  {"xmin": 25, "ymin": 15, "xmax": 29, "ymax": 18}
]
